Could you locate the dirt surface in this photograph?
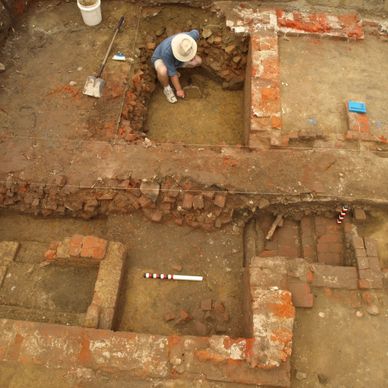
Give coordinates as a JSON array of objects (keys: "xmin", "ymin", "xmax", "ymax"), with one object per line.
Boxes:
[
  {"xmin": 0, "ymin": 1, "xmax": 139, "ymax": 140},
  {"xmin": 280, "ymin": 35, "xmax": 388, "ymax": 142},
  {"xmin": 0, "ymin": 211, "xmax": 244, "ymax": 337},
  {"xmin": 147, "ymin": 71, "xmax": 244, "ymax": 145},
  {"xmin": 292, "ymin": 288, "xmax": 388, "ymax": 388},
  {"xmin": 115, "ymin": 213, "xmax": 244, "ymax": 337},
  {"xmin": 357, "ymin": 208, "xmax": 388, "ymax": 267}
]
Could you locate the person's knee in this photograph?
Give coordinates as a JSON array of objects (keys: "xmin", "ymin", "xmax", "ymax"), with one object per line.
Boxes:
[
  {"xmin": 158, "ymin": 65, "xmax": 168, "ymax": 78},
  {"xmin": 155, "ymin": 61, "xmax": 168, "ymax": 78}
]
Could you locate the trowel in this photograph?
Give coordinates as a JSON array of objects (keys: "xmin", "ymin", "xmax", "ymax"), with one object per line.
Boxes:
[{"xmin": 83, "ymin": 16, "xmax": 125, "ymax": 98}]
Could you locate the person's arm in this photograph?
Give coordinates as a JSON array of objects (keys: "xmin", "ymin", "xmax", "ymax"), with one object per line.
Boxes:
[{"xmin": 170, "ymin": 75, "xmax": 184, "ymax": 98}]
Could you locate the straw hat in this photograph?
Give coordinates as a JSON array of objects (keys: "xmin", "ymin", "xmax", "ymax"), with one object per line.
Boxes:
[{"xmin": 171, "ymin": 33, "xmax": 197, "ymax": 62}]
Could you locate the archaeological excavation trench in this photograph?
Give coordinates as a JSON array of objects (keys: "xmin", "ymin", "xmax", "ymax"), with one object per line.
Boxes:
[{"xmin": 0, "ymin": 1, "xmax": 388, "ymax": 387}]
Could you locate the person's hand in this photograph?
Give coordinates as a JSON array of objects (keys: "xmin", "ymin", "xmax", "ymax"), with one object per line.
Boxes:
[{"xmin": 176, "ymin": 89, "xmax": 185, "ymax": 98}]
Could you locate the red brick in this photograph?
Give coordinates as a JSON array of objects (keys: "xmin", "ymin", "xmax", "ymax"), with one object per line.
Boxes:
[
  {"xmin": 356, "ymin": 254, "xmax": 369, "ymax": 270},
  {"xmin": 260, "ymin": 57, "xmax": 279, "ymax": 82},
  {"xmin": 364, "ymin": 238, "xmax": 378, "ymax": 257},
  {"xmin": 138, "ymin": 195, "xmax": 153, "ymax": 209},
  {"xmin": 358, "ymin": 269, "xmax": 383, "ymax": 289},
  {"xmin": 81, "ymin": 236, "xmax": 107, "ymax": 260},
  {"xmin": 352, "ymin": 235, "xmax": 365, "ymax": 249},
  {"xmin": 261, "ymin": 87, "xmax": 279, "ymax": 101},
  {"xmin": 302, "ymin": 244, "xmax": 315, "ymax": 259},
  {"xmin": 271, "ymin": 115, "xmax": 282, "ymax": 129},
  {"xmin": 143, "ymin": 208, "xmax": 163, "ymax": 222},
  {"xmin": 347, "ymin": 102, "xmax": 370, "ymax": 133},
  {"xmin": 214, "ymin": 193, "xmax": 227, "ymax": 208},
  {"xmin": 368, "ymin": 256, "xmax": 381, "ymax": 271},
  {"xmin": 44, "ymin": 249, "xmax": 56, "ymax": 261},
  {"xmin": 278, "ymin": 245, "xmax": 299, "ymax": 258},
  {"xmin": 193, "ymin": 195, "xmax": 204, "ymax": 210},
  {"xmin": 182, "ymin": 193, "xmax": 194, "ymax": 210},
  {"xmin": 288, "ymin": 280, "xmax": 314, "ymax": 308},
  {"xmin": 311, "ymin": 264, "xmax": 358, "ymax": 289},
  {"xmin": 358, "ymin": 279, "xmax": 371, "ymax": 289},
  {"xmin": 317, "ymin": 252, "xmax": 343, "ymax": 266},
  {"xmin": 317, "ymin": 233, "xmax": 341, "ymax": 244}
]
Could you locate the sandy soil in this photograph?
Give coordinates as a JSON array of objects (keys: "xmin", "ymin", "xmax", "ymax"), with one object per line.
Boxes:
[
  {"xmin": 146, "ymin": 71, "xmax": 244, "ymax": 145},
  {"xmin": 357, "ymin": 208, "xmax": 388, "ymax": 267},
  {"xmin": 0, "ymin": 1, "xmax": 139, "ymax": 140},
  {"xmin": 280, "ymin": 35, "xmax": 388, "ymax": 142},
  {"xmin": 292, "ymin": 288, "xmax": 388, "ymax": 388}
]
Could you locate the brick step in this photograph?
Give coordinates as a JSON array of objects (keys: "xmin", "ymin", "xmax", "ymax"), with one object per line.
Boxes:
[{"xmin": 0, "ymin": 305, "xmax": 85, "ymax": 326}]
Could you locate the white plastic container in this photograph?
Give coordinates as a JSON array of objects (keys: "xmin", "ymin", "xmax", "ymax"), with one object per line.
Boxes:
[{"xmin": 77, "ymin": 0, "xmax": 102, "ymax": 27}]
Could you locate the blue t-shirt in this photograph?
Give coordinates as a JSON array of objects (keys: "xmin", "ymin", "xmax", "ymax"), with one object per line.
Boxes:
[{"xmin": 151, "ymin": 30, "xmax": 200, "ymax": 76}]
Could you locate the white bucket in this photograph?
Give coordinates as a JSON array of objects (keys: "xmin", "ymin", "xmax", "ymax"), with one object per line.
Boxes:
[{"xmin": 77, "ymin": 0, "xmax": 102, "ymax": 27}]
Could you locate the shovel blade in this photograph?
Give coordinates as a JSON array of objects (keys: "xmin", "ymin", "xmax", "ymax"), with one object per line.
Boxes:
[{"xmin": 83, "ymin": 76, "xmax": 105, "ymax": 98}]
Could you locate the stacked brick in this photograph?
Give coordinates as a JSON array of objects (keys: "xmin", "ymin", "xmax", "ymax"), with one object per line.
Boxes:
[
  {"xmin": 276, "ymin": 10, "xmax": 364, "ymax": 39},
  {"xmin": 352, "ymin": 235, "xmax": 384, "ymax": 289},
  {"xmin": 0, "ymin": 176, "xmax": 237, "ymax": 231},
  {"xmin": 260, "ymin": 218, "xmax": 301, "ymax": 258},
  {"xmin": 84, "ymin": 242, "xmax": 126, "ymax": 330},
  {"xmin": 315, "ymin": 216, "xmax": 344, "ymax": 266},
  {"xmin": 44, "ymin": 235, "xmax": 108, "ymax": 265},
  {"xmin": 249, "ymin": 31, "xmax": 283, "ymax": 149},
  {"xmin": 0, "ymin": 318, "xmax": 294, "ymax": 386},
  {"xmin": 244, "ymin": 257, "xmax": 295, "ymax": 373},
  {"xmin": 42, "ymin": 236, "xmax": 126, "ymax": 330}
]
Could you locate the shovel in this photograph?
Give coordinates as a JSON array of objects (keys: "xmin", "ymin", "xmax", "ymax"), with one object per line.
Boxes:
[{"xmin": 83, "ymin": 16, "xmax": 125, "ymax": 98}]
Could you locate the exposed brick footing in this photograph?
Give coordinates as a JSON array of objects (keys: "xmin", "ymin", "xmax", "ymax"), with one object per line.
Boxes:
[
  {"xmin": 85, "ymin": 242, "xmax": 126, "ymax": 330},
  {"xmin": 0, "ymin": 319, "xmax": 291, "ymax": 387},
  {"xmin": 0, "ymin": 176, "xmax": 236, "ymax": 231},
  {"xmin": 249, "ymin": 30, "xmax": 283, "ymax": 149},
  {"xmin": 350, "ymin": 230, "xmax": 384, "ymax": 289},
  {"xmin": 276, "ymin": 10, "xmax": 364, "ymax": 39},
  {"xmin": 43, "ymin": 237, "xmax": 126, "ymax": 330},
  {"xmin": 244, "ymin": 257, "xmax": 295, "ymax": 373},
  {"xmin": 259, "ymin": 215, "xmax": 345, "ymax": 265},
  {"xmin": 248, "ymin": 250, "xmax": 383, "ymax": 310},
  {"xmin": 248, "ymin": 257, "xmax": 313, "ymax": 309}
]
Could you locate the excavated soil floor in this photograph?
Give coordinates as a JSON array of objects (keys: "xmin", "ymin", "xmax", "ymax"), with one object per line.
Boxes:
[
  {"xmin": 146, "ymin": 70, "xmax": 244, "ymax": 145},
  {"xmin": 280, "ymin": 35, "xmax": 388, "ymax": 142}
]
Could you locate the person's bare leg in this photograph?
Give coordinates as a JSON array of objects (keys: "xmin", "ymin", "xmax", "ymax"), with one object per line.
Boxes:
[{"xmin": 154, "ymin": 60, "xmax": 177, "ymax": 103}]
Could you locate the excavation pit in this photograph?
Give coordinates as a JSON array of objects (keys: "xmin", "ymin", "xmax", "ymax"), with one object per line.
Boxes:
[{"xmin": 145, "ymin": 70, "xmax": 244, "ymax": 146}]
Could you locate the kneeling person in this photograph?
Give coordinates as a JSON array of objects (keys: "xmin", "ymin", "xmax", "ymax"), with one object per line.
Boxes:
[{"xmin": 151, "ymin": 30, "xmax": 202, "ymax": 103}]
